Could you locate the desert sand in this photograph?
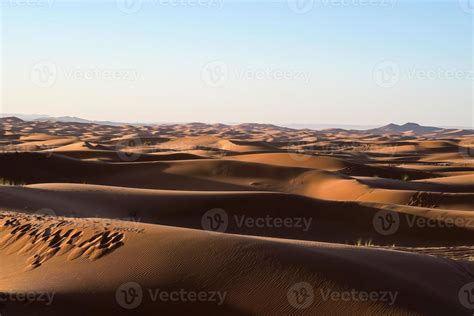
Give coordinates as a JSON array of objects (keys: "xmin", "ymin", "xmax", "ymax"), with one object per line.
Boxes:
[{"xmin": 0, "ymin": 117, "xmax": 473, "ymax": 315}]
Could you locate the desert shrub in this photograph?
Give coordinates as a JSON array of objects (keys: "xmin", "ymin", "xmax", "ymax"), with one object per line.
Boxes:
[{"xmin": 0, "ymin": 177, "xmax": 26, "ymax": 186}]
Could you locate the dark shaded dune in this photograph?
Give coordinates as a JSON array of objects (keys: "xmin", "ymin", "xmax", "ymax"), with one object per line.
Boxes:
[
  {"xmin": 0, "ymin": 152, "xmax": 101, "ymax": 184},
  {"xmin": 225, "ymin": 152, "xmax": 437, "ymax": 180},
  {"xmin": 0, "ymin": 134, "xmax": 19, "ymax": 140},
  {"xmin": 398, "ymin": 165, "xmax": 474, "ymax": 173},
  {"xmin": 49, "ymin": 150, "xmax": 206, "ymax": 162},
  {"xmin": 229, "ymin": 139, "xmax": 279, "ymax": 149},
  {"xmin": 1, "ymin": 152, "xmax": 472, "ymax": 210},
  {"xmin": 357, "ymin": 177, "xmax": 474, "ymax": 193},
  {"xmin": 388, "ymin": 141, "xmax": 463, "ymax": 154},
  {"xmin": 415, "ymin": 174, "xmax": 474, "ymax": 185},
  {"xmin": 0, "ymin": 152, "xmax": 253, "ymax": 191},
  {"xmin": 321, "ymin": 159, "xmax": 437, "ymax": 180},
  {"xmin": 357, "ymin": 189, "xmax": 474, "ymax": 211},
  {"xmin": 225, "ymin": 153, "xmax": 349, "ymax": 170},
  {"xmin": 0, "ymin": 213, "xmax": 472, "ymax": 315},
  {"xmin": 109, "ymin": 136, "xmax": 171, "ymax": 144},
  {"xmin": 1, "ymin": 184, "xmax": 473, "ymax": 247},
  {"xmin": 340, "ymin": 164, "xmax": 438, "ymax": 180},
  {"xmin": 0, "ymin": 152, "xmax": 326, "ymax": 191},
  {"xmin": 367, "ymin": 156, "xmax": 425, "ymax": 164},
  {"xmin": 222, "ymin": 149, "xmax": 286, "ymax": 156}
]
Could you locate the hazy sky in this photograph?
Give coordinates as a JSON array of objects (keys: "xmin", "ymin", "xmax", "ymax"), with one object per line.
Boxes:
[{"xmin": 1, "ymin": 0, "xmax": 472, "ymax": 127}]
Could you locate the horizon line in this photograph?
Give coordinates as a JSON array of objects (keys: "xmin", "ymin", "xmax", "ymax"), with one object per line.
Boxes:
[{"xmin": 1, "ymin": 113, "xmax": 472, "ymax": 130}]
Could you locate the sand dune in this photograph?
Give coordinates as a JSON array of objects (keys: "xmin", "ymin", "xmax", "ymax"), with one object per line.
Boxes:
[
  {"xmin": 1, "ymin": 212, "xmax": 472, "ymax": 315},
  {"xmin": 1, "ymin": 183, "xmax": 472, "ymax": 246},
  {"xmin": 0, "ymin": 118, "xmax": 473, "ymax": 315}
]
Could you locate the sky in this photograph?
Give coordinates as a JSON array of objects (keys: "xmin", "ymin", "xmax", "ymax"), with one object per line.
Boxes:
[{"xmin": 1, "ymin": 0, "xmax": 472, "ymax": 127}]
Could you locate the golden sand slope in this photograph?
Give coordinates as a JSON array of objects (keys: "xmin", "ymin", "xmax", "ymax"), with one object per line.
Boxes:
[{"xmin": 1, "ymin": 212, "xmax": 473, "ymax": 315}]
